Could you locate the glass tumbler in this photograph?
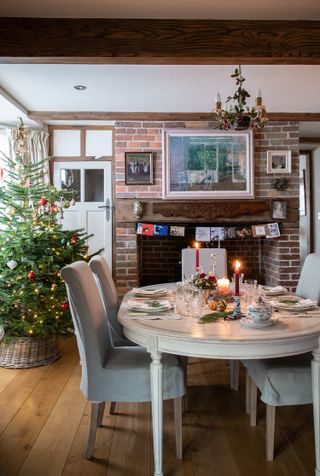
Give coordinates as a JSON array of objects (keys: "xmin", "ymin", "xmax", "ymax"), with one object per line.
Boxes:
[{"xmin": 190, "ymin": 289, "xmax": 203, "ymax": 319}]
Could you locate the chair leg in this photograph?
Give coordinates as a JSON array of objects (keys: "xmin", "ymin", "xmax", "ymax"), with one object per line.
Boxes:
[
  {"xmin": 249, "ymin": 378, "xmax": 258, "ymax": 426},
  {"xmin": 173, "ymin": 397, "xmax": 183, "ymax": 460},
  {"xmin": 97, "ymin": 402, "xmax": 106, "ymax": 427},
  {"xmin": 229, "ymin": 360, "xmax": 240, "ymax": 391},
  {"xmin": 266, "ymin": 405, "xmax": 276, "ymax": 461},
  {"xmin": 245, "ymin": 371, "xmax": 251, "ymax": 415},
  {"xmin": 110, "ymin": 401, "xmax": 116, "ymax": 415},
  {"xmin": 86, "ymin": 402, "xmax": 104, "ymax": 459}
]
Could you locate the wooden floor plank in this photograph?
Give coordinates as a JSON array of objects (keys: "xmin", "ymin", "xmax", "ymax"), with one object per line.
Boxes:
[
  {"xmin": 106, "ymin": 402, "xmax": 152, "ymax": 476},
  {"xmin": 18, "ymin": 363, "xmax": 86, "ymax": 476},
  {"xmin": 0, "ymin": 367, "xmax": 20, "ymax": 394},
  {"xmin": 0, "ymin": 338, "xmax": 79, "ymax": 476},
  {"xmin": 0, "ymin": 339, "xmax": 316, "ymax": 476},
  {"xmin": 62, "ymin": 401, "xmax": 116, "ymax": 476}
]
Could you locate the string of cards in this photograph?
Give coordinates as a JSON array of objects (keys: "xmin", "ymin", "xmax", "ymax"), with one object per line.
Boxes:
[{"xmin": 136, "ymin": 222, "xmax": 281, "ymax": 239}]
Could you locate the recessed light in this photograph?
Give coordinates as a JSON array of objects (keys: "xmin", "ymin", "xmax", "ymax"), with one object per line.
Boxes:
[{"xmin": 73, "ymin": 85, "xmax": 87, "ymax": 91}]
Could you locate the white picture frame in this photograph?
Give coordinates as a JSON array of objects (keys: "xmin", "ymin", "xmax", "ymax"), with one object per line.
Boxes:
[
  {"xmin": 267, "ymin": 150, "xmax": 292, "ymax": 174},
  {"xmin": 163, "ymin": 129, "xmax": 254, "ymax": 199}
]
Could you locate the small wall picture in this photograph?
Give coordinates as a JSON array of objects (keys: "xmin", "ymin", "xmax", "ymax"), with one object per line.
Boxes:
[
  {"xmin": 265, "ymin": 223, "xmax": 281, "ymax": 238},
  {"xmin": 267, "ymin": 150, "xmax": 291, "ymax": 174},
  {"xmin": 271, "ymin": 199, "xmax": 287, "ymax": 220},
  {"xmin": 251, "ymin": 224, "xmax": 266, "ymax": 238},
  {"xmin": 125, "ymin": 152, "xmax": 154, "ymax": 185}
]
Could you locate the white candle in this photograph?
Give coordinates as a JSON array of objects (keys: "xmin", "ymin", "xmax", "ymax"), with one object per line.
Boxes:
[{"xmin": 217, "ymin": 278, "xmax": 230, "ymax": 294}]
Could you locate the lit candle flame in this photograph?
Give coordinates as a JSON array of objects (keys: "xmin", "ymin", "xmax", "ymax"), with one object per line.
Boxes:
[
  {"xmin": 194, "ymin": 242, "xmax": 199, "ymax": 249},
  {"xmin": 235, "ymin": 260, "xmax": 241, "ymax": 270}
]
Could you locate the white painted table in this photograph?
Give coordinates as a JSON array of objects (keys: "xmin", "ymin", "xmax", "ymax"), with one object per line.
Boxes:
[{"xmin": 118, "ymin": 284, "xmax": 320, "ymax": 476}]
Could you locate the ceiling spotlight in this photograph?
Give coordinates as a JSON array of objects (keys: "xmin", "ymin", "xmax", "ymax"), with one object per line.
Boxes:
[{"xmin": 73, "ymin": 85, "xmax": 87, "ymax": 91}]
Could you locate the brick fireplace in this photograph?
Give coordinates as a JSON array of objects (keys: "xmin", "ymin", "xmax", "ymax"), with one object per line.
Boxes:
[{"xmin": 114, "ymin": 121, "xmax": 300, "ymax": 297}]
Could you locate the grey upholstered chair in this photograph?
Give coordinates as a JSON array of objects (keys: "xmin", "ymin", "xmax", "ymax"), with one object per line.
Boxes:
[
  {"xmin": 89, "ymin": 254, "xmax": 129, "ymax": 346},
  {"xmin": 61, "ymin": 261, "xmax": 185, "ymax": 460},
  {"xmin": 243, "ymin": 253, "xmax": 320, "ymax": 460}
]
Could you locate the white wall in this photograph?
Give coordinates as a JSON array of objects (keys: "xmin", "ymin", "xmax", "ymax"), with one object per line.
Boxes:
[{"xmin": 312, "ymin": 146, "xmax": 320, "ymax": 252}]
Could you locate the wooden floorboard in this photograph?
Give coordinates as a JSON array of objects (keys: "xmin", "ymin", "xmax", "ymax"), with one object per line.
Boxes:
[{"xmin": 0, "ymin": 337, "xmax": 315, "ymax": 476}]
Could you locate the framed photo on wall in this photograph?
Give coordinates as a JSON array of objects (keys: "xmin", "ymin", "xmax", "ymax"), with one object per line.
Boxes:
[
  {"xmin": 125, "ymin": 152, "xmax": 154, "ymax": 185},
  {"xmin": 163, "ymin": 129, "xmax": 254, "ymax": 199},
  {"xmin": 267, "ymin": 150, "xmax": 291, "ymax": 174},
  {"xmin": 251, "ymin": 224, "xmax": 267, "ymax": 238},
  {"xmin": 271, "ymin": 199, "xmax": 287, "ymax": 220}
]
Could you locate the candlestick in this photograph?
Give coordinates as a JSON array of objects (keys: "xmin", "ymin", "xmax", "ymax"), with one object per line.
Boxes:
[
  {"xmin": 217, "ymin": 278, "xmax": 230, "ymax": 294},
  {"xmin": 230, "ymin": 295, "xmax": 242, "ymax": 320},
  {"xmin": 195, "ymin": 242, "xmax": 200, "ymax": 270},
  {"xmin": 234, "ymin": 260, "xmax": 241, "ymax": 296},
  {"xmin": 210, "ymin": 253, "xmax": 216, "ymax": 276}
]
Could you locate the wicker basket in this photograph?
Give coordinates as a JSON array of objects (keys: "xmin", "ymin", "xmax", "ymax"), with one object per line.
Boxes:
[{"xmin": 0, "ymin": 336, "xmax": 59, "ymax": 369}]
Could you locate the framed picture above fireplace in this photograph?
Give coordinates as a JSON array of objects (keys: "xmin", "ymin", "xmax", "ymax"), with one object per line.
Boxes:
[
  {"xmin": 125, "ymin": 152, "xmax": 154, "ymax": 185},
  {"xmin": 163, "ymin": 129, "xmax": 254, "ymax": 199}
]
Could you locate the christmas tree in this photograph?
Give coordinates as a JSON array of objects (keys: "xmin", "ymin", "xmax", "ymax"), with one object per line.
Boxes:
[{"xmin": 0, "ymin": 120, "xmax": 98, "ymax": 338}]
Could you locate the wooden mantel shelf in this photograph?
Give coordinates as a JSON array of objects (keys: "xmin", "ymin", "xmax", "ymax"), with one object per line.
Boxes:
[{"xmin": 116, "ymin": 198, "xmax": 275, "ymax": 224}]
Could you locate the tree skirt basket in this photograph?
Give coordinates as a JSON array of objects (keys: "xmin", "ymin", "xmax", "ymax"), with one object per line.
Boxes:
[{"xmin": 0, "ymin": 336, "xmax": 59, "ymax": 368}]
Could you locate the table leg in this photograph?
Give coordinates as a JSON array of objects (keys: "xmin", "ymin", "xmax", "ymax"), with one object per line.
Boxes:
[
  {"xmin": 312, "ymin": 346, "xmax": 320, "ymax": 476},
  {"xmin": 150, "ymin": 345, "xmax": 163, "ymax": 476}
]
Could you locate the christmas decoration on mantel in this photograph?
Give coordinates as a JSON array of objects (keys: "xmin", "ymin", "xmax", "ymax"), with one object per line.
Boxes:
[
  {"xmin": 213, "ymin": 65, "xmax": 268, "ymax": 130},
  {"xmin": 0, "ymin": 119, "xmax": 101, "ymax": 367}
]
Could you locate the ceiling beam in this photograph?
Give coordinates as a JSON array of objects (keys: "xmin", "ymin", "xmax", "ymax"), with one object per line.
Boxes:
[
  {"xmin": 1, "ymin": 18, "xmax": 320, "ymax": 64},
  {"xmin": 0, "ymin": 85, "xmax": 45, "ymax": 128},
  {"xmin": 28, "ymin": 111, "xmax": 320, "ymax": 122}
]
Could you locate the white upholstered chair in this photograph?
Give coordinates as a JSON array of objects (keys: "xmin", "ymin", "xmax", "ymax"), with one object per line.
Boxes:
[
  {"xmin": 89, "ymin": 254, "xmax": 130, "ymax": 347},
  {"xmin": 61, "ymin": 261, "xmax": 185, "ymax": 460},
  {"xmin": 181, "ymin": 248, "xmax": 228, "ymax": 280},
  {"xmin": 243, "ymin": 253, "xmax": 320, "ymax": 460}
]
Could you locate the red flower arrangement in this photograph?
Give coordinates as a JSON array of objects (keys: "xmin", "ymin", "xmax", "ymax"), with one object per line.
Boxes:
[{"xmin": 191, "ymin": 271, "xmax": 217, "ymax": 290}]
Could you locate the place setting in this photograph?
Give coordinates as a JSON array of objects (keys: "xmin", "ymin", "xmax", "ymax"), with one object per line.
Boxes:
[{"xmin": 125, "ymin": 288, "xmax": 181, "ymax": 320}]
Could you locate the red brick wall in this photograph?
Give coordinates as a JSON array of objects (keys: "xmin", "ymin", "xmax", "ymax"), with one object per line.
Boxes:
[{"xmin": 114, "ymin": 121, "xmax": 300, "ymax": 294}]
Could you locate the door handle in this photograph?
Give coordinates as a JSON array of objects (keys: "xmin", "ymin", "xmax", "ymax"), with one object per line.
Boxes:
[{"xmin": 98, "ymin": 199, "xmax": 114, "ymax": 221}]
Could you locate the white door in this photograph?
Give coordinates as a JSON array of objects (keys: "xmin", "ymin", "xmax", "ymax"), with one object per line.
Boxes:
[{"xmin": 54, "ymin": 161, "xmax": 113, "ymax": 267}]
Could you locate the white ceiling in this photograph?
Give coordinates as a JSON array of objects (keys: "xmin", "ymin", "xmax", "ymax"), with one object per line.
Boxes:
[
  {"xmin": 0, "ymin": 0, "xmax": 319, "ymax": 19},
  {"xmin": 1, "ymin": 64, "xmax": 320, "ymax": 120},
  {"xmin": 1, "ymin": 2, "xmax": 320, "ymax": 137}
]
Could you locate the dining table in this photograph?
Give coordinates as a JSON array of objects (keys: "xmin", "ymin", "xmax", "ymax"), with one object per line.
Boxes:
[{"xmin": 118, "ymin": 283, "xmax": 320, "ymax": 476}]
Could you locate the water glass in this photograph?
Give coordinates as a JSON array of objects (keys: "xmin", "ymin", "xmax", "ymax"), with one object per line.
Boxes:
[
  {"xmin": 175, "ymin": 282, "xmax": 186, "ymax": 316},
  {"xmin": 244, "ymin": 279, "xmax": 258, "ymax": 306},
  {"xmin": 190, "ymin": 290, "xmax": 203, "ymax": 319}
]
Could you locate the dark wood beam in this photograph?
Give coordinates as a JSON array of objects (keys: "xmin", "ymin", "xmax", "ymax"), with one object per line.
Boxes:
[
  {"xmin": 28, "ymin": 111, "xmax": 320, "ymax": 122},
  {"xmin": 300, "ymin": 137, "xmax": 320, "ymax": 143},
  {"xmin": 1, "ymin": 18, "xmax": 320, "ymax": 64}
]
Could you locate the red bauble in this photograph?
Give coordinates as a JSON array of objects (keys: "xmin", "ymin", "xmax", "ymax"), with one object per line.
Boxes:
[
  {"xmin": 70, "ymin": 235, "xmax": 78, "ymax": 244},
  {"xmin": 27, "ymin": 271, "xmax": 36, "ymax": 280},
  {"xmin": 39, "ymin": 197, "xmax": 47, "ymax": 206},
  {"xmin": 60, "ymin": 302, "xmax": 69, "ymax": 311},
  {"xmin": 50, "ymin": 204, "xmax": 59, "ymax": 213}
]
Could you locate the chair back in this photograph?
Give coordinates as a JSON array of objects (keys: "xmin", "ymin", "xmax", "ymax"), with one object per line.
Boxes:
[
  {"xmin": 296, "ymin": 253, "xmax": 320, "ymax": 304},
  {"xmin": 89, "ymin": 255, "xmax": 124, "ymax": 344},
  {"xmin": 181, "ymin": 248, "xmax": 228, "ymax": 279},
  {"xmin": 61, "ymin": 261, "xmax": 112, "ymax": 399}
]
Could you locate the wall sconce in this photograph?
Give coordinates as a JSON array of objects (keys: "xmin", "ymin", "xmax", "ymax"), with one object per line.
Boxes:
[{"xmin": 133, "ymin": 200, "xmax": 144, "ymax": 219}]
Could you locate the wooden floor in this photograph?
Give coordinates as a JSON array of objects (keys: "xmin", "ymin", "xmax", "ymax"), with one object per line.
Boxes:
[{"xmin": 0, "ymin": 336, "xmax": 315, "ymax": 476}]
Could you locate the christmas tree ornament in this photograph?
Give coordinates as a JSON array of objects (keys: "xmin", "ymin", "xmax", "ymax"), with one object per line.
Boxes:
[
  {"xmin": 27, "ymin": 271, "xmax": 36, "ymax": 280},
  {"xmin": 39, "ymin": 197, "xmax": 47, "ymax": 206},
  {"xmin": 63, "ymin": 201, "xmax": 70, "ymax": 209},
  {"xmin": 70, "ymin": 198, "xmax": 76, "ymax": 206},
  {"xmin": 7, "ymin": 260, "xmax": 18, "ymax": 270},
  {"xmin": 24, "ymin": 180, "xmax": 32, "ymax": 187},
  {"xmin": 61, "ymin": 238, "xmax": 66, "ymax": 244},
  {"xmin": 70, "ymin": 235, "xmax": 78, "ymax": 244},
  {"xmin": 51, "ymin": 283, "xmax": 57, "ymax": 291},
  {"xmin": 50, "ymin": 204, "xmax": 59, "ymax": 214},
  {"xmin": 60, "ymin": 302, "xmax": 69, "ymax": 311},
  {"xmin": 9, "ymin": 207, "xmax": 15, "ymax": 216}
]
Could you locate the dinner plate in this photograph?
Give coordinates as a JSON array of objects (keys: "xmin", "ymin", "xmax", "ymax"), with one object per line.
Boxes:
[
  {"xmin": 263, "ymin": 286, "xmax": 289, "ymax": 296},
  {"xmin": 132, "ymin": 288, "xmax": 168, "ymax": 297},
  {"xmin": 270, "ymin": 299, "xmax": 317, "ymax": 312},
  {"xmin": 127, "ymin": 299, "xmax": 172, "ymax": 313},
  {"xmin": 241, "ymin": 316, "xmax": 279, "ymax": 329}
]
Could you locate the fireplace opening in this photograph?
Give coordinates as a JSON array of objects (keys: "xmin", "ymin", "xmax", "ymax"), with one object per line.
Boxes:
[{"xmin": 139, "ymin": 225, "xmax": 263, "ymax": 286}]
